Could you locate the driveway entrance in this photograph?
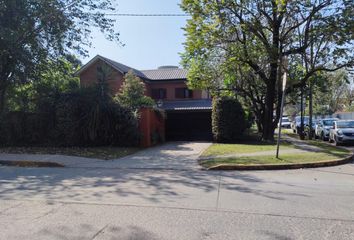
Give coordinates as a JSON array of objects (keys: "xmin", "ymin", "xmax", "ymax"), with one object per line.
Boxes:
[{"xmin": 113, "ymin": 141, "xmax": 212, "ymax": 170}]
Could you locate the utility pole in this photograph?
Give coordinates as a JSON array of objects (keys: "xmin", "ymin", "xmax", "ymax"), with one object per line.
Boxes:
[
  {"xmin": 276, "ymin": 57, "xmax": 288, "ymax": 159},
  {"xmin": 308, "ymin": 26, "xmax": 315, "ymax": 140},
  {"xmin": 309, "ymin": 79, "xmax": 313, "ymax": 140},
  {"xmin": 300, "ymin": 84, "xmax": 305, "ymax": 140}
]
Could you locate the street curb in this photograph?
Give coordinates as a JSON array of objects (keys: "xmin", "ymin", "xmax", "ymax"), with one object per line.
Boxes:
[
  {"xmin": 0, "ymin": 160, "xmax": 64, "ymax": 168},
  {"xmin": 205, "ymin": 154, "xmax": 354, "ymax": 171}
]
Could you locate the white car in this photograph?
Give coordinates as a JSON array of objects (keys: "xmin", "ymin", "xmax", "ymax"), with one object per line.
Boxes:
[
  {"xmin": 315, "ymin": 118, "xmax": 339, "ymax": 141},
  {"xmin": 329, "ymin": 120, "xmax": 354, "ymax": 146},
  {"xmin": 278, "ymin": 116, "xmax": 291, "ymax": 128}
]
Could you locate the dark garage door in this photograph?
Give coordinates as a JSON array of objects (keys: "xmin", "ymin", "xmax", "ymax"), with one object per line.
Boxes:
[{"xmin": 166, "ymin": 111, "xmax": 212, "ymax": 141}]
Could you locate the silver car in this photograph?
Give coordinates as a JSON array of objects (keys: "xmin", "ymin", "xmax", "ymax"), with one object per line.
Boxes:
[
  {"xmin": 315, "ymin": 118, "xmax": 339, "ymax": 141},
  {"xmin": 329, "ymin": 120, "xmax": 354, "ymax": 146},
  {"xmin": 278, "ymin": 116, "xmax": 291, "ymax": 128}
]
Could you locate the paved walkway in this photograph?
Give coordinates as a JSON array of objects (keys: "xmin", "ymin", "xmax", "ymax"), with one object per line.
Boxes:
[
  {"xmin": 282, "ymin": 135, "xmax": 323, "ymax": 151},
  {"xmin": 0, "ymin": 142, "xmax": 211, "ymax": 170}
]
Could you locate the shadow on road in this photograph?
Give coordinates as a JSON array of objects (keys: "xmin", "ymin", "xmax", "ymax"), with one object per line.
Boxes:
[
  {"xmin": 38, "ymin": 223, "xmax": 159, "ymax": 240},
  {"xmin": 0, "ymin": 166, "xmax": 311, "ymax": 204}
]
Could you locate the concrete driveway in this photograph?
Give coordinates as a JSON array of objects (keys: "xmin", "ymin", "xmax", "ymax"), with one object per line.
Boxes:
[
  {"xmin": 0, "ymin": 141, "xmax": 212, "ymax": 170},
  {"xmin": 109, "ymin": 141, "xmax": 211, "ymax": 170}
]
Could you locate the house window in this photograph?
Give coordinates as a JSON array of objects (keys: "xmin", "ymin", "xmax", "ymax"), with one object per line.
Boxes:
[
  {"xmin": 151, "ymin": 88, "xmax": 167, "ymax": 99},
  {"xmin": 175, "ymin": 88, "xmax": 193, "ymax": 98}
]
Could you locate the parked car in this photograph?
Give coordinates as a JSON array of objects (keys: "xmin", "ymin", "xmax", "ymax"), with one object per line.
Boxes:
[
  {"xmin": 291, "ymin": 116, "xmax": 309, "ymax": 133},
  {"xmin": 278, "ymin": 116, "xmax": 291, "ymax": 128},
  {"xmin": 329, "ymin": 120, "xmax": 354, "ymax": 146},
  {"xmin": 315, "ymin": 118, "xmax": 339, "ymax": 141}
]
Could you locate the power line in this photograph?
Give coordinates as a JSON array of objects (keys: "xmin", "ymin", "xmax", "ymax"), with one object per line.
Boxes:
[{"xmin": 104, "ymin": 13, "xmax": 189, "ymax": 17}]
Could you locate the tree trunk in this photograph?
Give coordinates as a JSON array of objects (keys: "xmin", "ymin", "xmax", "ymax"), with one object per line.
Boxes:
[
  {"xmin": 0, "ymin": 68, "xmax": 10, "ymax": 115},
  {"xmin": 261, "ymin": 14, "xmax": 281, "ymax": 141},
  {"xmin": 300, "ymin": 85, "xmax": 305, "ymax": 140},
  {"xmin": 309, "ymin": 80, "xmax": 313, "ymax": 140},
  {"xmin": 262, "ymin": 80, "xmax": 277, "ymax": 141},
  {"xmin": 0, "ymin": 84, "xmax": 6, "ymax": 115}
]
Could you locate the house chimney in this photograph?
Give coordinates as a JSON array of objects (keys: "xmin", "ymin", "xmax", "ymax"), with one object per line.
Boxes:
[{"xmin": 158, "ymin": 66, "xmax": 179, "ymax": 69}]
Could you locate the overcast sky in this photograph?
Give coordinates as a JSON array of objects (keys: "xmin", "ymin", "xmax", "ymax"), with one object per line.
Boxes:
[{"xmin": 82, "ymin": 0, "xmax": 188, "ymax": 70}]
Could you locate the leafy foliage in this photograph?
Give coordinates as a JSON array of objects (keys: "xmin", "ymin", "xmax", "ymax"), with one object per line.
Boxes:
[
  {"xmin": 55, "ymin": 87, "xmax": 139, "ymax": 147},
  {"xmin": 284, "ymin": 70, "xmax": 353, "ymax": 116},
  {"xmin": 212, "ymin": 97, "xmax": 247, "ymax": 143},
  {"xmin": 0, "ymin": 0, "xmax": 120, "ymax": 113},
  {"xmin": 0, "ymin": 87, "xmax": 140, "ymax": 147},
  {"xmin": 114, "ymin": 70, "xmax": 155, "ymax": 112},
  {"xmin": 312, "ymin": 70, "xmax": 353, "ymax": 115},
  {"xmin": 0, "ymin": 111, "xmax": 47, "ymax": 146},
  {"xmin": 6, "ymin": 56, "xmax": 80, "ymax": 112},
  {"xmin": 0, "ymin": 59, "xmax": 140, "ymax": 147},
  {"xmin": 181, "ymin": 0, "xmax": 354, "ymax": 140}
]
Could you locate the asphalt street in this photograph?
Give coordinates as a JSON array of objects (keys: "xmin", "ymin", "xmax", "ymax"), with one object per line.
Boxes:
[{"xmin": 1, "ymin": 161, "xmax": 354, "ymax": 240}]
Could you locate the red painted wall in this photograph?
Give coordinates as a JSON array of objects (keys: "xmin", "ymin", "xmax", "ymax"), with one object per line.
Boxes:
[
  {"xmin": 139, "ymin": 108, "xmax": 165, "ymax": 147},
  {"xmin": 146, "ymin": 82, "xmax": 202, "ymax": 100}
]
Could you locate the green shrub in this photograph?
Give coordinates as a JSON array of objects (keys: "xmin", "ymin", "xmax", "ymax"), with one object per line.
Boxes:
[
  {"xmin": 0, "ymin": 59, "xmax": 140, "ymax": 147},
  {"xmin": 114, "ymin": 70, "xmax": 154, "ymax": 111},
  {"xmin": 0, "ymin": 86, "xmax": 140, "ymax": 147},
  {"xmin": 212, "ymin": 97, "xmax": 247, "ymax": 143},
  {"xmin": 54, "ymin": 87, "xmax": 139, "ymax": 147},
  {"xmin": 0, "ymin": 111, "xmax": 51, "ymax": 146}
]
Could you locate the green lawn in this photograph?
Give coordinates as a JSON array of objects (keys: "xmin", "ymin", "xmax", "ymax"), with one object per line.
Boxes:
[
  {"xmin": 280, "ymin": 128, "xmax": 297, "ymax": 137},
  {"xmin": 306, "ymin": 140, "xmax": 350, "ymax": 155},
  {"xmin": 0, "ymin": 146, "xmax": 140, "ymax": 160},
  {"xmin": 201, "ymin": 141, "xmax": 293, "ymax": 157},
  {"xmin": 200, "ymin": 152, "xmax": 348, "ymax": 168},
  {"xmin": 200, "ymin": 135, "xmax": 352, "ymax": 168},
  {"xmin": 283, "ymin": 131, "xmax": 351, "ymax": 156}
]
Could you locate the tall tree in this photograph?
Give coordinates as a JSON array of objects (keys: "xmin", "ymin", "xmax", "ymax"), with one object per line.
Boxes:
[
  {"xmin": 0, "ymin": 0, "xmax": 120, "ymax": 113},
  {"xmin": 312, "ymin": 70, "xmax": 352, "ymax": 114},
  {"xmin": 7, "ymin": 55, "xmax": 81, "ymax": 112},
  {"xmin": 181, "ymin": 0, "xmax": 353, "ymax": 140}
]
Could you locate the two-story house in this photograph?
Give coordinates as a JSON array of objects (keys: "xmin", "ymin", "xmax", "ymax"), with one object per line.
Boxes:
[{"xmin": 77, "ymin": 55, "xmax": 212, "ymax": 140}]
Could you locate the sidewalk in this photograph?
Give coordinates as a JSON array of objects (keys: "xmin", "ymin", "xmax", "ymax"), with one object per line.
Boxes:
[{"xmin": 0, "ymin": 142, "xmax": 211, "ymax": 170}]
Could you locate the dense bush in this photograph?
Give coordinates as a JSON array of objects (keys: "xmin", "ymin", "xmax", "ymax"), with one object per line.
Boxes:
[
  {"xmin": 0, "ymin": 111, "xmax": 51, "ymax": 146},
  {"xmin": 212, "ymin": 97, "xmax": 248, "ymax": 143},
  {"xmin": 0, "ymin": 86, "xmax": 140, "ymax": 147},
  {"xmin": 55, "ymin": 87, "xmax": 139, "ymax": 147}
]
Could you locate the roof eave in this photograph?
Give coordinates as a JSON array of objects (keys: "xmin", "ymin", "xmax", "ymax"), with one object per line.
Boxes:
[
  {"xmin": 75, "ymin": 55, "xmax": 125, "ymax": 76},
  {"xmin": 145, "ymin": 78, "xmax": 187, "ymax": 82}
]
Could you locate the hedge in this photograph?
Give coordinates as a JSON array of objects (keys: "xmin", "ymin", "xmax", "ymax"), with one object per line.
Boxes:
[
  {"xmin": 212, "ymin": 97, "xmax": 247, "ymax": 143},
  {"xmin": 0, "ymin": 87, "xmax": 139, "ymax": 147}
]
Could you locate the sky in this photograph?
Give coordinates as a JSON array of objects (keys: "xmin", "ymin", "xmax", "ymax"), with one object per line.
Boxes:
[{"xmin": 82, "ymin": 0, "xmax": 189, "ymax": 70}]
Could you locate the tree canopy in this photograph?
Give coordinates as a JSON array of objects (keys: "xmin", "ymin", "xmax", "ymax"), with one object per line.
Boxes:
[
  {"xmin": 0, "ymin": 0, "xmax": 120, "ymax": 113},
  {"xmin": 181, "ymin": 0, "xmax": 354, "ymax": 140},
  {"xmin": 7, "ymin": 55, "xmax": 81, "ymax": 112}
]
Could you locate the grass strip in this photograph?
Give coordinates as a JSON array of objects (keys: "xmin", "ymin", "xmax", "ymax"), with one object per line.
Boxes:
[
  {"xmin": 0, "ymin": 147, "xmax": 140, "ymax": 160},
  {"xmin": 0, "ymin": 160, "xmax": 64, "ymax": 168}
]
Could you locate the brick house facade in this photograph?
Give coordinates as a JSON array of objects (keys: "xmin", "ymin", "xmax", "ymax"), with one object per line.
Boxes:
[{"xmin": 77, "ymin": 55, "xmax": 212, "ymax": 141}]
